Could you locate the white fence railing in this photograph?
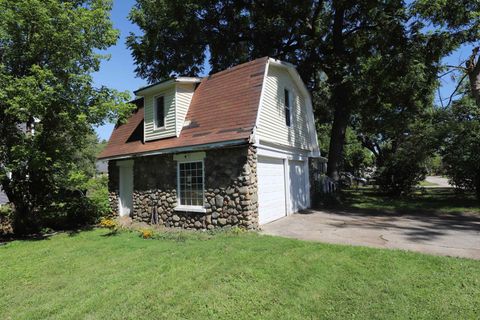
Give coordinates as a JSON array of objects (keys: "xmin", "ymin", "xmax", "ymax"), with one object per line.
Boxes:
[{"xmin": 318, "ymin": 175, "xmax": 337, "ymax": 194}]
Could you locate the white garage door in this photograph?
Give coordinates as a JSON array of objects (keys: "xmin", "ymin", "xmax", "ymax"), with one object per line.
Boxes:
[
  {"xmin": 289, "ymin": 160, "xmax": 308, "ymax": 213},
  {"xmin": 257, "ymin": 156, "xmax": 286, "ymax": 225}
]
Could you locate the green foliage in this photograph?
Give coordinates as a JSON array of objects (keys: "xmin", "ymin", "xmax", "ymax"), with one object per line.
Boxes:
[
  {"xmin": 0, "ymin": 204, "xmax": 14, "ymax": 234},
  {"xmin": 85, "ymin": 175, "xmax": 111, "ymax": 217},
  {"xmin": 373, "ymin": 117, "xmax": 436, "ymax": 195},
  {"xmin": 440, "ymin": 96, "xmax": 480, "ymax": 199},
  {"xmin": 0, "ymin": 0, "xmax": 133, "ymax": 234},
  {"xmin": 425, "ymin": 154, "xmax": 444, "ymax": 175},
  {"xmin": 0, "ymin": 203, "xmax": 13, "ymax": 218},
  {"xmin": 375, "ymin": 151, "xmax": 428, "ymax": 196},
  {"xmin": 318, "ymin": 124, "xmax": 374, "ymax": 176},
  {"xmin": 343, "ymin": 127, "xmax": 374, "ymax": 176},
  {"xmin": 127, "ymin": 0, "xmax": 480, "ymax": 185}
]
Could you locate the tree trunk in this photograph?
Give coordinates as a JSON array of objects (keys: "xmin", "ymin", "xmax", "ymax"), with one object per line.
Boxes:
[
  {"xmin": 327, "ymin": 84, "xmax": 350, "ymax": 180},
  {"xmin": 1, "ymin": 179, "xmax": 38, "ymax": 235},
  {"xmin": 326, "ymin": 0, "xmax": 348, "ymax": 181},
  {"xmin": 467, "ymin": 47, "xmax": 480, "ymax": 108}
]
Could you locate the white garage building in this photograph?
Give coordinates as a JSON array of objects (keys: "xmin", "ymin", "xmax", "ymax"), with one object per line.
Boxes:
[
  {"xmin": 253, "ymin": 59, "xmax": 320, "ymax": 225},
  {"xmin": 99, "ymin": 57, "xmax": 320, "ymax": 229}
]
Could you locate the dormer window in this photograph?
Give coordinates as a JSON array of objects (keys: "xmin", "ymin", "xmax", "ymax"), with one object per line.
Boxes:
[
  {"xmin": 135, "ymin": 78, "xmax": 200, "ymax": 141},
  {"xmin": 284, "ymin": 88, "xmax": 292, "ymax": 127},
  {"xmin": 154, "ymin": 96, "xmax": 165, "ymax": 129}
]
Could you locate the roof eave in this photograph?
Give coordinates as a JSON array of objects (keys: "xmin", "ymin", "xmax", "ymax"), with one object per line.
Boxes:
[
  {"xmin": 98, "ymin": 138, "xmax": 249, "ymax": 161},
  {"xmin": 134, "ymin": 77, "xmax": 203, "ymax": 96}
]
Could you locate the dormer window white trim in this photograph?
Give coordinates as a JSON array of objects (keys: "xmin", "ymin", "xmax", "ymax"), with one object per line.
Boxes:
[{"xmin": 154, "ymin": 95, "xmax": 165, "ymax": 130}]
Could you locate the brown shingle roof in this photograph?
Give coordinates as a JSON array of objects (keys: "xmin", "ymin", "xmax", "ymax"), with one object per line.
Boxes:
[{"xmin": 98, "ymin": 57, "xmax": 268, "ymax": 159}]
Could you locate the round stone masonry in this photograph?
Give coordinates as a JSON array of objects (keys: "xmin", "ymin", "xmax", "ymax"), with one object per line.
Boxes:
[{"xmin": 109, "ymin": 145, "xmax": 259, "ymax": 230}]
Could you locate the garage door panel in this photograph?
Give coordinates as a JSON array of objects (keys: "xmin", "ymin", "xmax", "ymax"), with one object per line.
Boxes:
[
  {"xmin": 258, "ymin": 156, "xmax": 286, "ymax": 225},
  {"xmin": 289, "ymin": 160, "xmax": 308, "ymax": 213}
]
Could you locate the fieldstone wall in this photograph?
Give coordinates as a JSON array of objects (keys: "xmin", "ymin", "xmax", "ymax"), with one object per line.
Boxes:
[
  {"xmin": 107, "ymin": 145, "xmax": 258, "ymax": 230},
  {"xmin": 107, "ymin": 160, "xmax": 119, "ymax": 216},
  {"xmin": 204, "ymin": 145, "xmax": 258, "ymax": 229}
]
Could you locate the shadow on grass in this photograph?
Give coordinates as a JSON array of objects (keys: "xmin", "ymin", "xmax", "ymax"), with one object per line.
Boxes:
[
  {"xmin": 309, "ymin": 187, "xmax": 480, "ymax": 243},
  {"xmin": 100, "ymin": 230, "xmax": 119, "ymax": 237},
  {"xmin": 66, "ymin": 225, "xmax": 94, "ymax": 237},
  {"xmin": 0, "ymin": 233, "xmax": 53, "ymax": 244},
  {"xmin": 0, "ymin": 225, "xmax": 96, "ymax": 244},
  {"xmin": 327, "ymin": 187, "xmax": 480, "ymax": 215}
]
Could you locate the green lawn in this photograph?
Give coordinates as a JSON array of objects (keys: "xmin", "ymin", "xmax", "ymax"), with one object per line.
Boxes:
[
  {"xmin": 1, "ymin": 229, "xmax": 479, "ymax": 319},
  {"xmin": 333, "ymin": 187, "xmax": 480, "ymax": 215}
]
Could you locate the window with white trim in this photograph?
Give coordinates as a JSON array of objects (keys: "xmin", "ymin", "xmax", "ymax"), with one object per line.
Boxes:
[
  {"xmin": 154, "ymin": 96, "xmax": 165, "ymax": 129},
  {"xmin": 284, "ymin": 88, "xmax": 292, "ymax": 127},
  {"xmin": 178, "ymin": 161, "xmax": 204, "ymax": 206}
]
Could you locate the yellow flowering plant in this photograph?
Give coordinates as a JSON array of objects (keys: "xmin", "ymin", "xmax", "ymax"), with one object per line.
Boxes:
[
  {"xmin": 99, "ymin": 218, "xmax": 118, "ymax": 230},
  {"xmin": 140, "ymin": 229, "xmax": 154, "ymax": 239}
]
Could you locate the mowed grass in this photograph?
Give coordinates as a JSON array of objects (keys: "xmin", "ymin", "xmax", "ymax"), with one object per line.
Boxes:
[
  {"xmin": 1, "ymin": 229, "xmax": 479, "ymax": 319},
  {"xmin": 336, "ymin": 187, "xmax": 480, "ymax": 215}
]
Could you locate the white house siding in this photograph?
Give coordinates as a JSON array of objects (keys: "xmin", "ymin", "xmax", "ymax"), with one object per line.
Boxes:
[
  {"xmin": 144, "ymin": 85, "xmax": 176, "ymax": 141},
  {"xmin": 257, "ymin": 65, "xmax": 312, "ymax": 150},
  {"xmin": 175, "ymin": 83, "xmax": 196, "ymax": 136}
]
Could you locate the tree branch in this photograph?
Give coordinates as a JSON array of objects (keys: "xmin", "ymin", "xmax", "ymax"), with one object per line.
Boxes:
[
  {"xmin": 446, "ymin": 73, "xmax": 468, "ymax": 108},
  {"xmin": 437, "ymin": 87, "xmax": 444, "ymax": 108},
  {"xmin": 343, "ymin": 24, "xmax": 378, "ymax": 38}
]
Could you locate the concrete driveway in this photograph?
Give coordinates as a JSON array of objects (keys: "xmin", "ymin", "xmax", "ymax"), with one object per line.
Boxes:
[{"xmin": 261, "ymin": 209, "xmax": 480, "ymax": 260}]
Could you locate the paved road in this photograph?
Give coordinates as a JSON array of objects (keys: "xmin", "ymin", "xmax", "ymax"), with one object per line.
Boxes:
[
  {"xmin": 262, "ymin": 210, "xmax": 480, "ymax": 260},
  {"xmin": 425, "ymin": 176, "xmax": 451, "ymax": 188}
]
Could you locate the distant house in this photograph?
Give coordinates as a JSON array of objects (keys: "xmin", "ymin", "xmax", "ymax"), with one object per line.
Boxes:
[
  {"xmin": 0, "ymin": 187, "xmax": 7, "ymax": 206},
  {"xmin": 95, "ymin": 159, "xmax": 108, "ymax": 175},
  {"xmin": 98, "ymin": 57, "xmax": 321, "ymax": 229}
]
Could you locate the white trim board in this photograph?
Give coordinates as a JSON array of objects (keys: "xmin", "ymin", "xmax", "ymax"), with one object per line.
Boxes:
[
  {"xmin": 255, "ymin": 140, "xmax": 311, "ymax": 161},
  {"xmin": 135, "ymin": 77, "xmax": 202, "ymax": 96},
  {"xmin": 252, "ymin": 58, "xmax": 271, "ymax": 143},
  {"xmin": 175, "ymin": 158, "xmax": 205, "ymax": 212},
  {"xmin": 99, "ymin": 139, "xmax": 248, "ymax": 161}
]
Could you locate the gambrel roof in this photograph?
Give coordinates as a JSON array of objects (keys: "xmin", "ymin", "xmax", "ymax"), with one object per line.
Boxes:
[{"xmin": 98, "ymin": 57, "xmax": 268, "ymax": 159}]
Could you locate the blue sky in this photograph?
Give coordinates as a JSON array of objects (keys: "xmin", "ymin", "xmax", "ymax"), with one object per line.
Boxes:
[
  {"xmin": 92, "ymin": 0, "xmax": 143, "ymax": 141},
  {"xmin": 93, "ymin": 0, "xmax": 473, "ymax": 141}
]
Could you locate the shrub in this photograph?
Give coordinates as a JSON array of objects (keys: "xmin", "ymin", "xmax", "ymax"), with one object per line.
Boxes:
[
  {"xmin": 0, "ymin": 204, "xmax": 14, "ymax": 235},
  {"xmin": 85, "ymin": 175, "xmax": 111, "ymax": 217},
  {"xmin": 440, "ymin": 100, "xmax": 480, "ymax": 199},
  {"xmin": 375, "ymin": 154, "xmax": 428, "ymax": 196},
  {"xmin": 39, "ymin": 175, "xmax": 111, "ymax": 231}
]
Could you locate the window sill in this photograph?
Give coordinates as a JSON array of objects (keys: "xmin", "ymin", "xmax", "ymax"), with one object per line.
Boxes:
[
  {"xmin": 153, "ymin": 126, "xmax": 166, "ymax": 132},
  {"xmin": 174, "ymin": 206, "xmax": 206, "ymax": 213}
]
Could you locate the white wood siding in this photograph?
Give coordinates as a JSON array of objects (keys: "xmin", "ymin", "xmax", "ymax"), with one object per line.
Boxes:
[
  {"xmin": 257, "ymin": 65, "xmax": 311, "ymax": 150},
  {"xmin": 175, "ymin": 83, "xmax": 196, "ymax": 136},
  {"xmin": 144, "ymin": 86, "xmax": 176, "ymax": 141}
]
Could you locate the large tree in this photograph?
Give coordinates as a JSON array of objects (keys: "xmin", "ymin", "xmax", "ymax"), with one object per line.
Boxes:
[
  {"xmin": 127, "ymin": 0, "xmax": 480, "ymax": 182},
  {"xmin": 0, "ymin": 0, "xmax": 132, "ymax": 233},
  {"xmin": 440, "ymin": 94, "xmax": 480, "ymax": 199},
  {"xmin": 127, "ymin": 0, "xmax": 410, "ymax": 180}
]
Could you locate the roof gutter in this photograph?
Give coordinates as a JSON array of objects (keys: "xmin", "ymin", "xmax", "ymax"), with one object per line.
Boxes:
[{"xmin": 98, "ymin": 138, "xmax": 249, "ymax": 161}]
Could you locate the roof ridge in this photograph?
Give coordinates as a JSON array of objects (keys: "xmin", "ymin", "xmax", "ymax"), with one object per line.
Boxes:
[{"xmin": 207, "ymin": 56, "xmax": 269, "ymax": 80}]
